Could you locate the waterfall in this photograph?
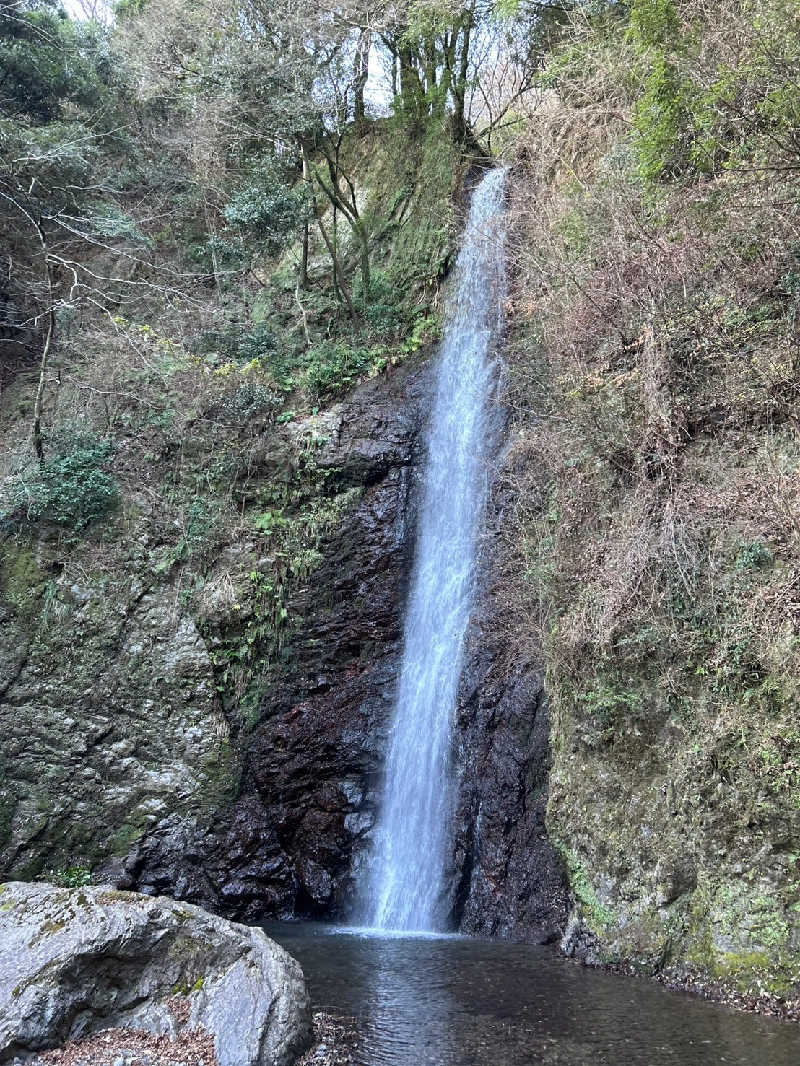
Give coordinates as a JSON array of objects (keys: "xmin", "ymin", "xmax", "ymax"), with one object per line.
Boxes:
[{"xmin": 367, "ymin": 167, "xmax": 507, "ymax": 932}]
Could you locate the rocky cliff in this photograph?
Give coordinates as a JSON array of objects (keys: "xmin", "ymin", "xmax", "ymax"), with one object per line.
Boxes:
[
  {"xmin": 115, "ymin": 363, "xmax": 430, "ymax": 919},
  {"xmin": 0, "ymin": 346, "xmax": 568, "ymax": 938},
  {"xmin": 0, "ymin": 116, "xmax": 570, "ymax": 947}
]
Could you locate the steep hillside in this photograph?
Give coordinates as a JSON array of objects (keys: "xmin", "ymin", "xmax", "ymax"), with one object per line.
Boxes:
[{"xmin": 498, "ymin": 0, "xmax": 800, "ymax": 1002}]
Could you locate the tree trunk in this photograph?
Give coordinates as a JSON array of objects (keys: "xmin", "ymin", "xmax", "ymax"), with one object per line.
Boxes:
[
  {"xmin": 315, "ymin": 149, "xmax": 371, "ymax": 300},
  {"xmin": 355, "ymin": 219, "xmax": 370, "ymax": 295},
  {"xmin": 354, "ymin": 28, "xmax": 370, "ymax": 121},
  {"xmin": 300, "ymin": 217, "xmax": 309, "ymax": 289},
  {"xmin": 452, "ymin": 5, "xmax": 475, "ymax": 141},
  {"xmin": 316, "ymin": 213, "xmax": 356, "ymax": 320},
  {"xmin": 33, "ymin": 262, "xmax": 56, "ymax": 463},
  {"xmin": 398, "ymin": 44, "xmax": 426, "ymax": 121},
  {"xmin": 299, "ymin": 134, "xmax": 356, "ymax": 320}
]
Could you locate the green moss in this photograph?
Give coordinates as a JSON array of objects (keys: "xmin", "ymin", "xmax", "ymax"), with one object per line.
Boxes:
[
  {"xmin": 30, "ymin": 917, "xmax": 66, "ymax": 944},
  {"xmin": 711, "ymin": 951, "xmax": 798, "ymax": 997},
  {"xmin": 554, "ymin": 840, "xmax": 616, "ymax": 930},
  {"xmin": 167, "ymin": 935, "xmax": 204, "ymax": 964},
  {"xmin": 366, "ymin": 120, "xmax": 463, "ymax": 287},
  {"xmin": 97, "ymin": 889, "xmax": 140, "ymax": 903},
  {"xmin": 110, "ymin": 819, "xmax": 149, "ymax": 857},
  {"xmin": 0, "ymin": 538, "xmax": 46, "ymax": 621},
  {"xmin": 0, "ymin": 790, "xmax": 14, "ymax": 849},
  {"xmin": 200, "ymin": 738, "xmax": 238, "ymax": 808},
  {"xmin": 171, "ymin": 974, "xmax": 206, "ymax": 996}
]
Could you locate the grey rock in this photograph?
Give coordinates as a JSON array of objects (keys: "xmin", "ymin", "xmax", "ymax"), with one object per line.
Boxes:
[{"xmin": 0, "ymin": 882, "xmax": 311, "ymax": 1066}]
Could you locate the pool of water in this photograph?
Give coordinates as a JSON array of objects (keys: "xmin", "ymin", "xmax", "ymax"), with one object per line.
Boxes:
[{"xmin": 265, "ymin": 923, "xmax": 800, "ymax": 1066}]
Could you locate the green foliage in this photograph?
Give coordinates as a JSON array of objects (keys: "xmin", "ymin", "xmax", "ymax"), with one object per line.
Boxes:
[
  {"xmin": 5, "ymin": 439, "xmax": 118, "ymax": 531},
  {"xmin": 45, "ymin": 863, "xmax": 92, "ymax": 888},
  {"xmin": 211, "ymin": 480, "xmax": 363, "ymax": 717},
  {"xmin": 555, "ymin": 203, "xmax": 592, "ymax": 258},
  {"xmin": 1, "ymin": 2, "xmax": 74, "ymax": 122},
  {"xmin": 577, "ymin": 679, "xmax": 643, "ymax": 736},
  {"xmin": 628, "ymin": 0, "xmax": 681, "ymax": 50},
  {"xmin": 88, "ymin": 203, "xmax": 151, "ymax": 244},
  {"xmin": 735, "ymin": 540, "xmax": 774, "ymax": 573},
  {"xmin": 191, "ymin": 322, "xmax": 273, "ymax": 365},
  {"xmin": 0, "ymin": 4, "xmax": 120, "ymax": 123},
  {"xmin": 249, "ymin": 509, "xmax": 290, "ymax": 535},
  {"xmin": 180, "ymin": 499, "xmax": 218, "ymax": 558},
  {"xmin": 633, "ymin": 57, "xmax": 692, "ymax": 182},
  {"xmin": 0, "ymin": 117, "xmax": 97, "ymax": 193},
  {"xmin": 216, "ymin": 381, "xmax": 281, "ymax": 420},
  {"xmin": 305, "ymin": 341, "xmax": 377, "ymax": 400},
  {"xmin": 629, "ymin": 0, "xmax": 800, "ymax": 182},
  {"xmin": 115, "ymin": 0, "xmax": 150, "ymax": 17},
  {"xmin": 223, "ymin": 156, "xmax": 307, "ymax": 258},
  {"xmin": 355, "ymin": 271, "xmax": 406, "ymax": 336}
]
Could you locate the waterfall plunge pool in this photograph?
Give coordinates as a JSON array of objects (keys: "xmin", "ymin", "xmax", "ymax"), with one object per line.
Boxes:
[{"xmin": 265, "ymin": 922, "xmax": 800, "ymax": 1065}]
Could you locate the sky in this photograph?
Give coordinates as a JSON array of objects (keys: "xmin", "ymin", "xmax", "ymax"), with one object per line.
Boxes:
[{"xmin": 62, "ymin": 0, "xmax": 113, "ymax": 22}]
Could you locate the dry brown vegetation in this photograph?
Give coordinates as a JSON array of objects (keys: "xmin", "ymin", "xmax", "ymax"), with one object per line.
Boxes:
[{"xmin": 494, "ymin": 0, "xmax": 800, "ymax": 995}]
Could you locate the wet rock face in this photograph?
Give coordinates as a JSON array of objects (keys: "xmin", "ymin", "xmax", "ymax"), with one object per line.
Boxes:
[
  {"xmin": 123, "ymin": 366, "xmax": 429, "ymax": 920},
  {"xmin": 122, "ymin": 367, "xmax": 568, "ymax": 936},
  {"xmin": 1, "ymin": 355, "xmax": 568, "ymax": 940},
  {"xmin": 452, "ymin": 658, "xmax": 569, "ymax": 943}
]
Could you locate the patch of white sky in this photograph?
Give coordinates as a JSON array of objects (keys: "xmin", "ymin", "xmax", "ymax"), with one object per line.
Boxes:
[{"xmin": 61, "ymin": 0, "xmax": 112, "ymax": 22}]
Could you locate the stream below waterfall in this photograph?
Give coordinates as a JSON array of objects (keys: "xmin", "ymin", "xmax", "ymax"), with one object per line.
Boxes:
[{"xmin": 266, "ymin": 923, "xmax": 800, "ymax": 1066}]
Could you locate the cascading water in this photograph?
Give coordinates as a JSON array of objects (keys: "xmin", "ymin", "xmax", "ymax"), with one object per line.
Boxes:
[{"xmin": 367, "ymin": 167, "xmax": 508, "ymax": 932}]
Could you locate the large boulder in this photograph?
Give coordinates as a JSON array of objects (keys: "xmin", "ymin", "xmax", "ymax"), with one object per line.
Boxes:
[{"xmin": 0, "ymin": 882, "xmax": 311, "ymax": 1066}]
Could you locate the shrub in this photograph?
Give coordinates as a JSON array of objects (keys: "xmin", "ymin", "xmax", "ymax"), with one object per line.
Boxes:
[
  {"xmin": 6, "ymin": 438, "xmax": 118, "ymax": 531},
  {"xmin": 633, "ymin": 56, "xmax": 693, "ymax": 182},
  {"xmin": 216, "ymin": 382, "xmax": 281, "ymax": 420},
  {"xmin": 45, "ymin": 864, "xmax": 92, "ymax": 888},
  {"xmin": 628, "ymin": 0, "xmax": 681, "ymax": 50},
  {"xmin": 735, "ymin": 540, "xmax": 774, "ymax": 572},
  {"xmin": 355, "ymin": 270, "xmax": 408, "ymax": 337},
  {"xmin": 305, "ymin": 341, "xmax": 376, "ymax": 400},
  {"xmin": 223, "ymin": 155, "xmax": 307, "ymax": 257}
]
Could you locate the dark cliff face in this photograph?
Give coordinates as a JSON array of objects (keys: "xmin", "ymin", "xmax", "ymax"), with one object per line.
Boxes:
[
  {"xmin": 452, "ymin": 657, "xmax": 569, "ymax": 944},
  {"xmin": 101, "ymin": 359, "xmax": 568, "ymax": 936},
  {"xmin": 450, "ymin": 456, "xmax": 570, "ymax": 945},
  {"xmin": 119, "ymin": 361, "xmax": 429, "ymax": 918}
]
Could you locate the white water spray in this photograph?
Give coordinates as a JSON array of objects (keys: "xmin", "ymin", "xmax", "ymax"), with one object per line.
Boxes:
[{"xmin": 367, "ymin": 167, "xmax": 507, "ymax": 932}]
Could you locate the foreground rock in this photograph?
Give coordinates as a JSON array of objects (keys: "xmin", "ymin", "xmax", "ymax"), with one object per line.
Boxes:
[{"xmin": 0, "ymin": 883, "xmax": 311, "ymax": 1066}]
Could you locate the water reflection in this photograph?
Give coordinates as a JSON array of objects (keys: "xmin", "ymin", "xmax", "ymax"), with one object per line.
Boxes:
[{"xmin": 265, "ymin": 924, "xmax": 800, "ymax": 1066}]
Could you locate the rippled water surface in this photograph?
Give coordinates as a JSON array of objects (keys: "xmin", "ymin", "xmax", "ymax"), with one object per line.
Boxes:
[{"xmin": 265, "ymin": 923, "xmax": 800, "ymax": 1066}]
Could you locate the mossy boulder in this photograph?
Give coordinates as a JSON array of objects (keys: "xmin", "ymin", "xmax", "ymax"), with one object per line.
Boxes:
[{"xmin": 0, "ymin": 881, "xmax": 310, "ymax": 1066}]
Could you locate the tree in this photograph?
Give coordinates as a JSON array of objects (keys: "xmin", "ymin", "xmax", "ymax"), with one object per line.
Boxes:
[
  {"xmin": 0, "ymin": 1, "xmax": 196, "ymax": 459},
  {"xmin": 1, "ymin": 2, "xmax": 119, "ymax": 457}
]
